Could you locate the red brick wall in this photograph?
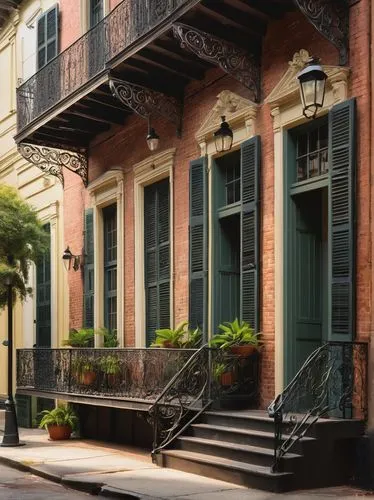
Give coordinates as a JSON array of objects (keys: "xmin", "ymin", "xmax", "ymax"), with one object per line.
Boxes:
[{"xmin": 62, "ymin": 4, "xmax": 371, "ymax": 406}]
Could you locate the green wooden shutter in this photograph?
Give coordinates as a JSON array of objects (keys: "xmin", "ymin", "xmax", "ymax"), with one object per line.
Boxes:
[
  {"xmin": 144, "ymin": 179, "xmax": 170, "ymax": 346},
  {"xmin": 84, "ymin": 209, "xmax": 94, "ymax": 328},
  {"xmin": 189, "ymin": 157, "xmax": 208, "ymax": 338},
  {"xmin": 37, "ymin": 5, "xmax": 59, "ymax": 70},
  {"xmin": 328, "ymin": 99, "xmax": 356, "ymax": 341},
  {"xmin": 240, "ymin": 136, "xmax": 261, "ymax": 332}
]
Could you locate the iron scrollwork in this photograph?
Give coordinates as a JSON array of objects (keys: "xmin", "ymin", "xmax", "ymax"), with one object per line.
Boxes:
[
  {"xmin": 18, "ymin": 143, "xmax": 88, "ymax": 187},
  {"xmin": 109, "ymin": 78, "xmax": 182, "ymax": 134},
  {"xmin": 268, "ymin": 341, "xmax": 368, "ymax": 472},
  {"xmin": 294, "ymin": 0, "xmax": 349, "ymax": 65},
  {"xmin": 173, "ymin": 23, "xmax": 260, "ymax": 103}
]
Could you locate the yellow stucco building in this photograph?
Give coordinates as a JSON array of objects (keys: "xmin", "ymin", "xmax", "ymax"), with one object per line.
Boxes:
[{"xmin": 0, "ymin": 0, "xmax": 68, "ymax": 423}]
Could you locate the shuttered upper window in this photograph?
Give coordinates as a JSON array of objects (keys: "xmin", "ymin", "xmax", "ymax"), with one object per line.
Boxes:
[
  {"xmin": 37, "ymin": 5, "xmax": 59, "ymax": 70},
  {"xmin": 294, "ymin": 119, "xmax": 329, "ymax": 182}
]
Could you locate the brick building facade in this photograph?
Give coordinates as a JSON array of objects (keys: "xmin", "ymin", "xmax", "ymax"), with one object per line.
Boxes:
[{"xmin": 13, "ymin": 0, "xmax": 374, "ymax": 489}]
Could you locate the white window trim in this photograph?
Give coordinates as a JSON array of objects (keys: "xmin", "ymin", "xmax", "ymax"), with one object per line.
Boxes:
[
  {"xmin": 265, "ymin": 49, "xmax": 350, "ymax": 394},
  {"xmin": 133, "ymin": 148, "xmax": 175, "ymax": 347},
  {"xmin": 195, "ymin": 90, "xmax": 257, "ymax": 338},
  {"xmin": 88, "ymin": 168, "xmax": 124, "ymax": 346}
]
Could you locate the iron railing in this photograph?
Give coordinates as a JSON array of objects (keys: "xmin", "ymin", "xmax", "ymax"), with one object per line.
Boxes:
[
  {"xmin": 149, "ymin": 346, "xmax": 260, "ymax": 456},
  {"xmin": 268, "ymin": 341, "xmax": 368, "ymax": 472},
  {"xmin": 17, "ymin": 348, "xmax": 197, "ymax": 400},
  {"xmin": 16, "ymin": 0, "xmax": 192, "ymax": 132}
]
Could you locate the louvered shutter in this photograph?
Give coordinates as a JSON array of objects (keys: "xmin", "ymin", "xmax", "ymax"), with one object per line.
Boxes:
[
  {"xmin": 189, "ymin": 157, "xmax": 208, "ymax": 338},
  {"xmin": 144, "ymin": 179, "xmax": 170, "ymax": 346},
  {"xmin": 37, "ymin": 5, "xmax": 59, "ymax": 70},
  {"xmin": 83, "ymin": 209, "xmax": 94, "ymax": 328},
  {"xmin": 240, "ymin": 136, "xmax": 261, "ymax": 332},
  {"xmin": 328, "ymin": 99, "xmax": 356, "ymax": 341}
]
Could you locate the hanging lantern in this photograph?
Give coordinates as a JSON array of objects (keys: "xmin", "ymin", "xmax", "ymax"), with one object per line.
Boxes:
[
  {"xmin": 297, "ymin": 57, "xmax": 327, "ymax": 119},
  {"xmin": 214, "ymin": 116, "xmax": 233, "ymax": 153},
  {"xmin": 146, "ymin": 127, "xmax": 160, "ymax": 152}
]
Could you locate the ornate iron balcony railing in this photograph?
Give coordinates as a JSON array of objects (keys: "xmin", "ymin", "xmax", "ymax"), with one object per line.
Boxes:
[
  {"xmin": 16, "ymin": 348, "xmax": 197, "ymax": 401},
  {"xmin": 268, "ymin": 341, "xmax": 368, "ymax": 472},
  {"xmin": 16, "ymin": 0, "xmax": 191, "ymax": 133}
]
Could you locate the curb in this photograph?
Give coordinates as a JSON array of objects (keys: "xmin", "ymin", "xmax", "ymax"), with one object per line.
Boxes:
[
  {"xmin": 99, "ymin": 486, "xmax": 161, "ymax": 499},
  {"xmin": 0, "ymin": 454, "xmax": 147, "ymax": 499}
]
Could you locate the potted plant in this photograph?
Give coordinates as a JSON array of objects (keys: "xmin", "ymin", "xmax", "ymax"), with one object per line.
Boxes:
[
  {"xmin": 210, "ymin": 319, "xmax": 260, "ymax": 357},
  {"xmin": 151, "ymin": 322, "xmax": 202, "ymax": 348},
  {"xmin": 151, "ymin": 321, "xmax": 188, "ymax": 348},
  {"xmin": 62, "ymin": 328, "xmax": 94, "ymax": 347},
  {"xmin": 72, "ymin": 356, "xmax": 97, "ymax": 385},
  {"xmin": 99, "ymin": 355, "xmax": 121, "ymax": 387},
  {"xmin": 213, "ymin": 362, "xmax": 235, "ymax": 387},
  {"xmin": 39, "ymin": 405, "xmax": 78, "ymax": 440}
]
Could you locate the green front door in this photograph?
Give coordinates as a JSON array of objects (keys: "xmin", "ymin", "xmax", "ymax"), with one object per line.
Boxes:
[
  {"xmin": 36, "ymin": 223, "xmax": 51, "ymax": 347},
  {"xmin": 289, "ymin": 190, "xmax": 326, "ymax": 380}
]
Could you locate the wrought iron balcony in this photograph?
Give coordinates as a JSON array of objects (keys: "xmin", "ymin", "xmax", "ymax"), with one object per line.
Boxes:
[
  {"xmin": 16, "ymin": 0, "xmax": 194, "ymax": 135},
  {"xmin": 16, "ymin": 348, "xmax": 197, "ymax": 406}
]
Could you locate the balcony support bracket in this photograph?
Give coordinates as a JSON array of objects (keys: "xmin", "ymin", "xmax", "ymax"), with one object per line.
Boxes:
[
  {"xmin": 18, "ymin": 143, "xmax": 88, "ymax": 187},
  {"xmin": 109, "ymin": 78, "xmax": 182, "ymax": 135},
  {"xmin": 172, "ymin": 23, "xmax": 260, "ymax": 102},
  {"xmin": 293, "ymin": 0, "xmax": 349, "ymax": 65}
]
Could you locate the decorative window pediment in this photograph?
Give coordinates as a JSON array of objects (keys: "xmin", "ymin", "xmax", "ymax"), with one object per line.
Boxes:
[
  {"xmin": 195, "ymin": 90, "xmax": 257, "ymax": 153},
  {"xmin": 265, "ymin": 49, "xmax": 350, "ymax": 109}
]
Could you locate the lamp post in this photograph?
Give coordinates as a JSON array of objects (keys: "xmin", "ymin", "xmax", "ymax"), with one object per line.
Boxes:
[{"xmin": 1, "ymin": 270, "xmax": 23, "ymax": 447}]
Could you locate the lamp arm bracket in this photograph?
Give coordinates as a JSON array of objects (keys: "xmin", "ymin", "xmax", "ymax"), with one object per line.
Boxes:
[
  {"xmin": 109, "ymin": 78, "xmax": 182, "ymax": 135},
  {"xmin": 18, "ymin": 143, "xmax": 88, "ymax": 187},
  {"xmin": 293, "ymin": 0, "xmax": 349, "ymax": 65},
  {"xmin": 172, "ymin": 23, "xmax": 260, "ymax": 103}
]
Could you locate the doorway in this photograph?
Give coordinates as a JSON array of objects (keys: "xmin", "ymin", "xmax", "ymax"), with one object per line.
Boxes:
[{"xmin": 286, "ymin": 187, "xmax": 328, "ymax": 382}]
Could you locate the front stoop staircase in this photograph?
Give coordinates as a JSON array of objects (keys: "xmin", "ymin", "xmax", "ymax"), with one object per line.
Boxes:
[{"xmin": 155, "ymin": 410, "xmax": 365, "ymax": 492}]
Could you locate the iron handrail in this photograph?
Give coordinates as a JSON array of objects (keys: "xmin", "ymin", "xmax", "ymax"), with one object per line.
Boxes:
[{"xmin": 267, "ymin": 341, "xmax": 368, "ymax": 472}]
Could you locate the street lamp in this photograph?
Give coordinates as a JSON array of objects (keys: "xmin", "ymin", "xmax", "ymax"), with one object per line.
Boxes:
[
  {"xmin": 146, "ymin": 121, "xmax": 160, "ymax": 152},
  {"xmin": 297, "ymin": 57, "xmax": 327, "ymax": 119},
  {"xmin": 1, "ymin": 269, "xmax": 23, "ymax": 447},
  {"xmin": 214, "ymin": 116, "xmax": 233, "ymax": 153}
]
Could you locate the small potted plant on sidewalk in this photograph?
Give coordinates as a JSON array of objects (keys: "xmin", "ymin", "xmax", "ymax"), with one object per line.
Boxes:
[{"xmin": 39, "ymin": 405, "xmax": 78, "ymax": 440}]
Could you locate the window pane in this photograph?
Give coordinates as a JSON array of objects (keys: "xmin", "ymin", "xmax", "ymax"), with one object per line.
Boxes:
[
  {"xmin": 297, "ymin": 133, "xmax": 307, "ymax": 157},
  {"xmin": 297, "ymin": 157, "xmax": 307, "ymax": 181},
  {"xmin": 320, "ymin": 150, "xmax": 329, "ymax": 174},
  {"xmin": 309, "ymin": 128, "xmax": 318, "ymax": 153},
  {"xmin": 319, "ymin": 123, "xmax": 328, "ymax": 149},
  {"xmin": 309, "ymin": 153, "xmax": 319, "ymax": 178},
  {"xmin": 226, "ymin": 183, "xmax": 234, "ymax": 205}
]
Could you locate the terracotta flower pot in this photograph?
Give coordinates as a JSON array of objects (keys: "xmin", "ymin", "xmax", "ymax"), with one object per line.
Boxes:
[
  {"xmin": 47, "ymin": 424, "xmax": 72, "ymax": 440},
  {"xmin": 220, "ymin": 371, "xmax": 235, "ymax": 387},
  {"xmin": 230, "ymin": 345, "xmax": 257, "ymax": 357},
  {"xmin": 82, "ymin": 370, "xmax": 96, "ymax": 385},
  {"xmin": 163, "ymin": 341, "xmax": 177, "ymax": 348}
]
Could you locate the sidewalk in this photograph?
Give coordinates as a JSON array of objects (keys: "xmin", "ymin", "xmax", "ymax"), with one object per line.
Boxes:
[{"xmin": 0, "ymin": 428, "xmax": 373, "ymax": 499}]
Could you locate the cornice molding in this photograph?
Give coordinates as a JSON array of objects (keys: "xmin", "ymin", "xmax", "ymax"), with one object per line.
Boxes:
[
  {"xmin": 265, "ymin": 49, "xmax": 350, "ymax": 109},
  {"xmin": 195, "ymin": 90, "xmax": 257, "ymax": 153},
  {"xmin": 87, "ymin": 167, "xmax": 124, "ymax": 194}
]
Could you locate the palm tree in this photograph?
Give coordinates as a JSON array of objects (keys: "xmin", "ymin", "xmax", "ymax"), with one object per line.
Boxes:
[{"xmin": 0, "ymin": 185, "xmax": 48, "ymax": 307}]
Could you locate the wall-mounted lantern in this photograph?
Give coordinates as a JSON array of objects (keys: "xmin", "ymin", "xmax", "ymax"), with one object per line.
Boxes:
[
  {"xmin": 62, "ymin": 246, "xmax": 82, "ymax": 271},
  {"xmin": 214, "ymin": 116, "xmax": 233, "ymax": 153},
  {"xmin": 297, "ymin": 57, "xmax": 327, "ymax": 119}
]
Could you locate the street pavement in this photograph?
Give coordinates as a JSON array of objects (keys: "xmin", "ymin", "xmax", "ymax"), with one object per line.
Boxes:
[
  {"xmin": 0, "ymin": 428, "xmax": 373, "ymax": 499},
  {"xmin": 0, "ymin": 462, "xmax": 90, "ymax": 499}
]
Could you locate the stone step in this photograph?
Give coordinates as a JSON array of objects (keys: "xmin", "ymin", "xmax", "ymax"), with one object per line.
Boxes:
[
  {"xmin": 159, "ymin": 448, "xmax": 294, "ymax": 492},
  {"xmin": 176, "ymin": 435, "xmax": 302, "ymax": 470},
  {"xmin": 190, "ymin": 423, "xmax": 316, "ymax": 453}
]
